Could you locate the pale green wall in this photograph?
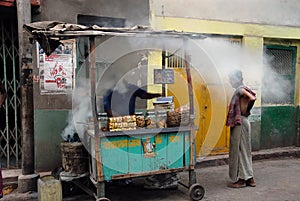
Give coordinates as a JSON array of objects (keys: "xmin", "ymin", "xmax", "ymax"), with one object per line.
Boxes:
[{"xmin": 34, "ymin": 110, "xmax": 70, "ymax": 171}]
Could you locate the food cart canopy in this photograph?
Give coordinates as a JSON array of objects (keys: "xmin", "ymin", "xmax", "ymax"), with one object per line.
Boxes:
[{"xmin": 24, "ymin": 21, "xmax": 206, "ymax": 55}]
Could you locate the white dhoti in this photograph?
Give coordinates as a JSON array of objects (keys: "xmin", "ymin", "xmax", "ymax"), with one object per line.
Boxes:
[{"xmin": 229, "ymin": 116, "xmax": 254, "ymax": 182}]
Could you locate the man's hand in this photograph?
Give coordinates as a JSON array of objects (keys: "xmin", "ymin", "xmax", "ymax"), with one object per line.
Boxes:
[
  {"xmin": 142, "ymin": 92, "xmax": 161, "ymax": 99},
  {"xmin": 241, "ymin": 88, "xmax": 256, "ymax": 101}
]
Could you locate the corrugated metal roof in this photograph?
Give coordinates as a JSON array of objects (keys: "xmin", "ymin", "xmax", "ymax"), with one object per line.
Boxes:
[{"xmin": 24, "ymin": 21, "xmax": 206, "ymax": 55}]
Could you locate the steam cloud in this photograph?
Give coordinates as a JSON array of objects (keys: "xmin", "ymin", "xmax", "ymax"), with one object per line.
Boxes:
[{"xmin": 63, "ymin": 35, "xmax": 291, "ymax": 160}]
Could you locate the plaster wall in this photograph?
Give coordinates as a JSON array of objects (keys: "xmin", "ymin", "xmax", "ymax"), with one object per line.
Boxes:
[
  {"xmin": 149, "ymin": 2, "xmax": 300, "ymax": 152},
  {"xmin": 32, "ymin": 0, "xmax": 150, "ymax": 171},
  {"xmin": 34, "ymin": 0, "xmax": 150, "ymax": 27},
  {"xmin": 151, "ymin": 0, "xmax": 300, "ymax": 27}
]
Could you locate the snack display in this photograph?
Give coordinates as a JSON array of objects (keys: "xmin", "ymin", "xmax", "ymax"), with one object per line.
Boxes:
[
  {"xmin": 98, "ymin": 113, "xmax": 108, "ymax": 131},
  {"xmin": 96, "ymin": 99, "xmax": 189, "ymax": 131},
  {"xmin": 176, "ymin": 104, "xmax": 190, "ymax": 126},
  {"xmin": 156, "ymin": 110, "xmax": 167, "ymax": 128},
  {"xmin": 135, "ymin": 112, "xmax": 145, "ymax": 128},
  {"xmin": 167, "ymin": 104, "xmax": 190, "ymax": 127},
  {"xmin": 108, "ymin": 115, "xmax": 137, "ymax": 131},
  {"xmin": 145, "ymin": 111, "xmax": 156, "ymax": 128},
  {"xmin": 166, "ymin": 111, "xmax": 181, "ymax": 127}
]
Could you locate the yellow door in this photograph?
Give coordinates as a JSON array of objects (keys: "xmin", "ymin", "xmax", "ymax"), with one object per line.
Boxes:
[{"xmin": 167, "ymin": 68, "xmax": 230, "ymax": 157}]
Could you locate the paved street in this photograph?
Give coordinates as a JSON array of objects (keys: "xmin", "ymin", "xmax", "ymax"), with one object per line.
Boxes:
[
  {"xmin": 196, "ymin": 157, "xmax": 300, "ymax": 201},
  {"xmin": 2, "ymin": 156, "xmax": 300, "ymax": 201},
  {"xmin": 99, "ymin": 157, "xmax": 300, "ymax": 201}
]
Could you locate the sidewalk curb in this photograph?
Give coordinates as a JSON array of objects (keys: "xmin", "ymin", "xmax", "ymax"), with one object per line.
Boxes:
[
  {"xmin": 196, "ymin": 146, "xmax": 300, "ymax": 168},
  {"xmin": 3, "ymin": 147, "xmax": 300, "ymax": 184},
  {"xmin": 1, "ymin": 146, "xmax": 300, "ymax": 201}
]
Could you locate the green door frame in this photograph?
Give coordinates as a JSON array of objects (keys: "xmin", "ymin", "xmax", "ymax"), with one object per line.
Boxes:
[{"xmin": 261, "ymin": 44, "xmax": 297, "ymax": 149}]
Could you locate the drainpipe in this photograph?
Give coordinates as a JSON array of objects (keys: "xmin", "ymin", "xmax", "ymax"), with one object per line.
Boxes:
[
  {"xmin": 296, "ymin": 107, "xmax": 300, "ymax": 147},
  {"xmin": 161, "ymin": 50, "xmax": 166, "ymax": 97},
  {"xmin": 16, "ymin": 0, "xmax": 40, "ymax": 193}
]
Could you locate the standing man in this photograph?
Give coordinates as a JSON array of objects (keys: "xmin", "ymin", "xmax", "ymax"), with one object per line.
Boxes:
[
  {"xmin": 0, "ymin": 81, "xmax": 6, "ymax": 198},
  {"xmin": 226, "ymin": 70, "xmax": 256, "ymax": 188}
]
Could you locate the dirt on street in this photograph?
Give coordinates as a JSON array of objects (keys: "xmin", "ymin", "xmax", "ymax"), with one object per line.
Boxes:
[
  {"xmin": 102, "ymin": 157, "xmax": 300, "ymax": 201},
  {"xmin": 2, "ymin": 157, "xmax": 300, "ymax": 201}
]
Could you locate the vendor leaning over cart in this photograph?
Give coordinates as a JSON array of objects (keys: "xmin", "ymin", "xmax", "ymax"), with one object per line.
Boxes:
[
  {"xmin": 103, "ymin": 78, "xmax": 161, "ymax": 117},
  {"xmin": 103, "ymin": 78, "xmax": 180, "ymax": 189}
]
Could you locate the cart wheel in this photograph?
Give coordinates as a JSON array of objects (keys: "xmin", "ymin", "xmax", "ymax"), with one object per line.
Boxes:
[
  {"xmin": 96, "ymin": 198, "xmax": 110, "ymax": 201},
  {"xmin": 189, "ymin": 183, "xmax": 205, "ymax": 201}
]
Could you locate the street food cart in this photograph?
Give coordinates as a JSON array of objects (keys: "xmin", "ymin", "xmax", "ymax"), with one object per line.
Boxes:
[{"xmin": 24, "ymin": 21, "xmax": 205, "ymax": 201}]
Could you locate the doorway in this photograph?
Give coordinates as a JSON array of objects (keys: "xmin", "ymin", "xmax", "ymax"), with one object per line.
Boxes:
[
  {"xmin": 261, "ymin": 45, "xmax": 297, "ymax": 148},
  {"xmin": 0, "ymin": 7, "xmax": 21, "ymax": 168}
]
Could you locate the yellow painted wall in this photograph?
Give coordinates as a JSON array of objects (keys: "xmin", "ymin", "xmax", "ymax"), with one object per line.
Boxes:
[
  {"xmin": 151, "ymin": 17, "xmax": 300, "ymax": 39},
  {"xmin": 148, "ymin": 14, "xmax": 300, "ymax": 156},
  {"xmin": 147, "ymin": 51, "xmax": 163, "ymax": 109}
]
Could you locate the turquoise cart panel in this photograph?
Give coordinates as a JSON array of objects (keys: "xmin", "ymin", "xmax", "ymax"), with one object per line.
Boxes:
[{"xmin": 99, "ymin": 127, "xmax": 194, "ymax": 181}]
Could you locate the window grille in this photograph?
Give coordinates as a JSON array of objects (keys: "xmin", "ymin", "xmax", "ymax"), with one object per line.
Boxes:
[
  {"xmin": 265, "ymin": 48, "xmax": 293, "ymax": 75},
  {"xmin": 166, "ymin": 50, "xmax": 186, "ymax": 68},
  {"xmin": 262, "ymin": 46, "xmax": 295, "ymax": 105},
  {"xmin": 165, "ymin": 37, "xmax": 241, "ymax": 69}
]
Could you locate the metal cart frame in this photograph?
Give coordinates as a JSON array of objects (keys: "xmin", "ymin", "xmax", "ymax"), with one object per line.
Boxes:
[{"xmin": 24, "ymin": 22, "xmax": 205, "ymax": 201}]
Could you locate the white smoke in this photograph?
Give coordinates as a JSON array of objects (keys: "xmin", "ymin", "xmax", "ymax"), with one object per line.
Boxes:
[
  {"xmin": 262, "ymin": 53, "xmax": 292, "ymax": 104},
  {"xmin": 71, "ymin": 76, "xmax": 92, "ymax": 140},
  {"xmin": 61, "ymin": 111, "xmax": 76, "ymax": 141},
  {"xmin": 195, "ymin": 37, "xmax": 263, "ymax": 86},
  {"xmin": 66, "ymin": 34, "xmax": 292, "ymax": 162}
]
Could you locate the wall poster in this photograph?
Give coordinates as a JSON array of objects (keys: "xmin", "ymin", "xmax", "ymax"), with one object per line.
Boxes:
[{"xmin": 37, "ymin": 39, "xmax": 76, "ymax": 94}]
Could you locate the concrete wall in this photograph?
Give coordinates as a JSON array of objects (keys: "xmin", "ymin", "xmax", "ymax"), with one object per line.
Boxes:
[
  {"xmin": 33, "ymin": 0, "xmax": 150, "ymax": 171},
  {"xmin": 34, "ymin": 0, "xmax": 150, "ymax": 27},
  {"xmin": 33, "ymin": 0, "xmax": 150, "ymax": 111},
  {"xmin": 32, "ymin": 0, "xmax": 300, "ymax": 169},
  {"xmin": 151, "ymin": 0, "xmax": 300, "ymax": 27},
  {"xmin": 34, "ymin": 110, "xmax": 69, "ymax": 171},
  {"xmin": 150, "ymin": 0, "xmax": 300, "ymax": 154}
]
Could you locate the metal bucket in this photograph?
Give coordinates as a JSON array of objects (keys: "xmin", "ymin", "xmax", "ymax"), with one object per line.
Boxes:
[
  {"xmin": 61, "ymin": 142, "xmax": 88, "ymax": 175},
  {"xmin": 38, "ymin": 175, "xmax": 62, "ymax": 201}
]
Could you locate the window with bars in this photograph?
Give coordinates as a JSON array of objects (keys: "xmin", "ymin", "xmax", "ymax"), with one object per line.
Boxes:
[
  {"xmin": 166, "ymin": 50, "xmax": 186, "ymax": 68},
  {"xmin": 265, "ymin": 48, "xmax": 293, "ymax": 75},
  {"xmin": 165, "ymin": 37, "xmax": 241, "ymax": 69},
  {"xmin": 262, "ymin": 45, "xmax": 296, "ymax": 105}
]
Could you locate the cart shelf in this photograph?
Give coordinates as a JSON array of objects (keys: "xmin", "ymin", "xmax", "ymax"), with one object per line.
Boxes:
[{"xmin": 87, "ymin": 126, "xmax": 196, "ymax": 181}]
